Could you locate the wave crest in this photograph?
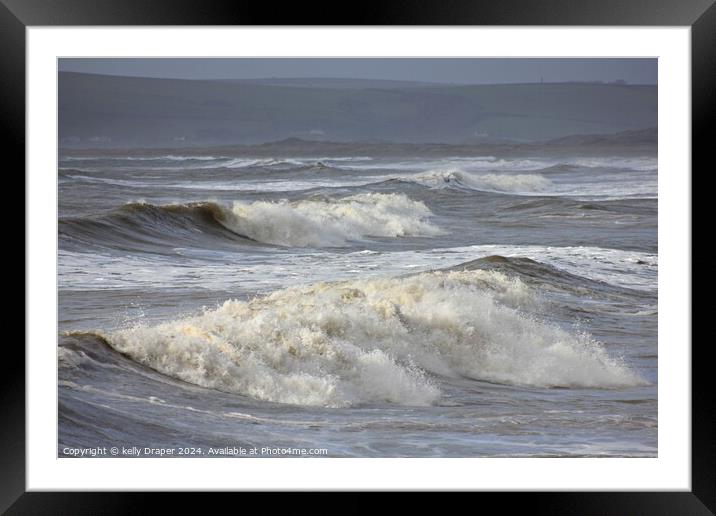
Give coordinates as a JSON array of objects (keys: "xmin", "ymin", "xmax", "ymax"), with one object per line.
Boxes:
[
  {"xmin": 104, "ymin": 270, "xmax": 645, "ymax": 408},
  {"xmin": 220, "ymin": 193, "xmax": 442, "ymax": 247}
]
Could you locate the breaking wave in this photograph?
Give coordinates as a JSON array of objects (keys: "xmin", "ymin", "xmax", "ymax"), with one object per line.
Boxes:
[
  {"xmin": 221, "ymin": 193, "xmax": 442, "ymax": 246},
  {"xmin": 59, "ymin": 193, "xmax": 442, "ymax": 250},
  {"xmin": 99, "ymin": 269, "xmax": 646, "ymax": 408}
]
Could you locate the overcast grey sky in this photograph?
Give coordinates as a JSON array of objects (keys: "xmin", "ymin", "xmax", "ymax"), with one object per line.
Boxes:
[{"xmin": 58, "ymin": 58, "xmax": 657, "ymax": 84}]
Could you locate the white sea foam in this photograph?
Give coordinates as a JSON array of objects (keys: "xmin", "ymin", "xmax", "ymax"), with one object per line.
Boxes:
[
  {"xmin": 62, "ymin": 174, "xmax": 376, "ymax": 193},
  {"xmin": 193, "ymin": 157, "xmax": 334, "ymax": 169},
  {"xmin": 198, "ymin": 156, "xmax": 374, "ymax": 169},
  {"xmin": 61, "ymin": 155, "xmax": 227, "ymax": 162},
  {"xmin": 218, "ymin": 158, "xmax": 306, "ymax": 169},
  {"xmin": 62, "ymin": 175, "xmax": 146, "ymax": 187},
  {"xmin": 399, "ymin": 165, "xmax": 656, "ymax": 198},
  {"xmin": 218, "ymin": 193, "xmax": 443, "ymax": 247},
  {"xmin": 568, "ymin": 156, "xmax": 657, "ymax": 171},
  {"xmin": 105, "ymin": 271, "xmax": 645, "ymax": 407},
  {"xmin": 410, "ymin": 169, "xmax": 552, "ymax": 193}
]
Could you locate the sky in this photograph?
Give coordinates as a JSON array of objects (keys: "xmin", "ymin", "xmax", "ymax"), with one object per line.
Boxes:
[{"xmin": 58, "ymin": 58, "xmax": 657, "ymax": 85}]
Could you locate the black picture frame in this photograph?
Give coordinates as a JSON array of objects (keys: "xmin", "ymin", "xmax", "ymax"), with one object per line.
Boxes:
[{"xmin": 6, "ymin": 0, "xmax": 711, "ymax": 511}]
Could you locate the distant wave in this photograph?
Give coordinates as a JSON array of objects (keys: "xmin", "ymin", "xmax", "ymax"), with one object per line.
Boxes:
[
  {"xmin": 358, "ymin": 164, "xmax": 656, "ymax": 198},
  {"xmin": 59, "ymin": 193, "xmax": 442, "ymax": 250},
  {"xmin": 566, "ymin": 156, "xmax": 657, "ymax": 171},
  {"xmin": 60, "ymin": 155, "xmax": 228, "ymax": 162},
  {"xmin": 334, "ymin": 156, "xmax": 657, "ymax": 173},
  {"xmin": 59, "ymin": 154, "xmax": 655, "ymax": 172},
  {"xmin": 200, "ymin": 158, "xmax": 306, "ymax": 169},
  {"xmin": 406, "ymin": 169, "xmax": 552, "ymax": 193},
  {"xmin": 79, "ymin": 267, "xmax": 645, "ymax": 407},
  {"xmin": 191, "ymin": 156, "xmax": 375, "ymax": 171},
  {"xmin": 60, "ymin": 155, "xmax": 375, "ymax": 171}
]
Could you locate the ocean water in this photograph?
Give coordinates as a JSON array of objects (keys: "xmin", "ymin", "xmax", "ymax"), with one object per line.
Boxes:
[{"xmin": 58, "ymin": 149, "xmax": 657, "ymax": 457}]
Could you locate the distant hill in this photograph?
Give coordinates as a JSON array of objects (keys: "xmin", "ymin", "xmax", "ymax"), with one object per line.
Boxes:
[
  {"xmin": 212, "ymin": 77, "xmax": 442, "ymax": 89},
  {"xmin": 63, "ymin": 128, "xmax": 657, "ymax": 158},
  {"xmin": 59, "ymin": 72, "xmax": 657, "ymax": 148},
  {"xmin": 544, "ymin": 127, "xmax": 657, "ymax": 146}
]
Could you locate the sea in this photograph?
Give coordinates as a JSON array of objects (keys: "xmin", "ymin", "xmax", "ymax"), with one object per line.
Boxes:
[{"xmin": 58, "ymin": 144, "xmax": 658, "ymax": 457}]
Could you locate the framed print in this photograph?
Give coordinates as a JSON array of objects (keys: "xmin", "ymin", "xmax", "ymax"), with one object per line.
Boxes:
[{"xmin": 7, "ymin": 0, "xmax": 712, "ymax": 510}]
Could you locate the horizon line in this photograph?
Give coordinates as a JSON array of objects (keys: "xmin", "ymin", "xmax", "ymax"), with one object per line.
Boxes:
[{"xmin": 58, "ymin": 70, "xmax": 657, "ymax": 86}]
